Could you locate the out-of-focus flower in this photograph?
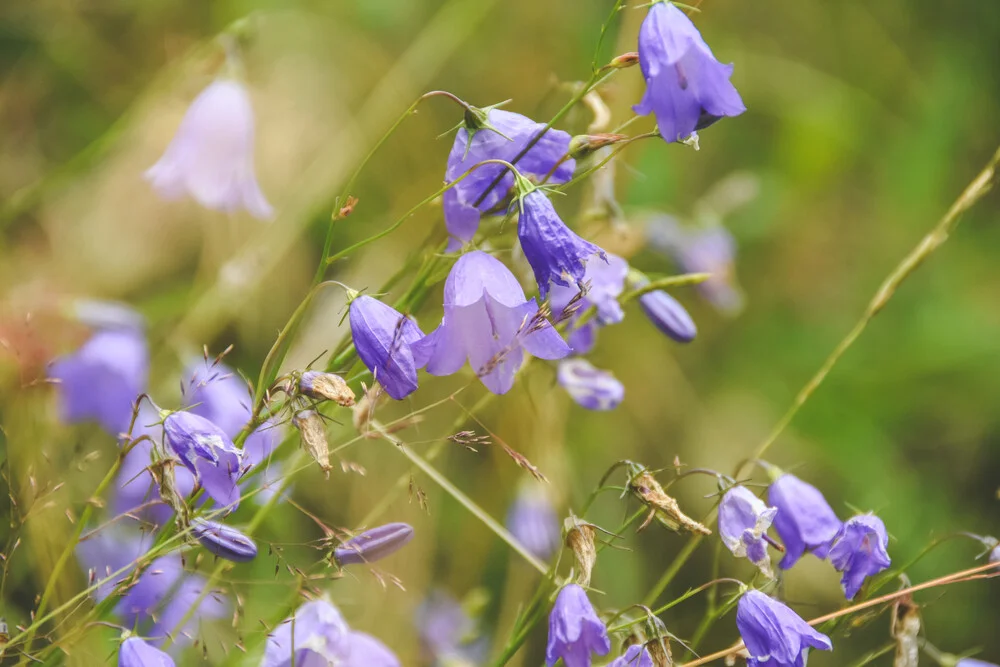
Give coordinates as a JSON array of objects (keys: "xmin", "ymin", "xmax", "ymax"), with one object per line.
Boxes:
[
  {"xmin": 76, "ymin": 527, "xmax": 151, "ymax": 602},
  {"xmin": 828, "ymin": 514, "xmax": 891, "ymax": 600},
  {"xmin": 191, "ymin": 518, "xmax": 258, "ymax": 562},
  {"xmin": 990, "ymin": 544, "xmax": 1000, "ymax": 564},
  {"xmin": 545, "ymin": 584, "xmax": 611, "ymax": 667},
  {"xmin": 262, "ymin": 599, "xmax": 349, "ymax": 667},
  {"xmin": 956, "ymin": 660, "xmax": 1000, "ymax": 667},
  {"xmin": 113, "ymin": 435, "xmax": 196, "ymax": 527},
  {"xmin": 49, "ymin": 327, "xmax": 148, "ymax": 435},
  {"xmin": 349, "ymin": 295, "xmax": 424, "ymax": 400},
  {"xmin": 633, "ymin": 1, "xmax": 745, "ymax": 143},
  {"xmin": 557, "ymin": 359, "xmax": 624, "ymax": 411},
  {"xmin": 736, "ymin": 589, "xmax": 832, "ymax": 666},
  {"xmin": 119, "ymin": 636, "xmax": 175, "ymax": 667},
  {"xmin": 518, "ymin": 190, "xmax": 606, "ymax": 299},
  {"xmin": 162, "ymin": 411, "xmax": 244, "ymax": 511},
  {"xmin": 506, "ymin": 488, "xmax": 561, "ymax": 561},
  {"xmin": 299, "ymin": 371, "xmax": 356, "ymax": 407},
  {"xmin": 416, "ymin": 590, "xmax": 483, "ymax": 664},
  {"xmin": 718, "ymin": 486, "xmax": 778, "ymax": 578},
  {"xmin": 342, "ymin": 631, "xmax": 401, "ymax": 667},
  {"xmin": 334, "ymin": 523, "xmax": 414, "ymax": 566},
  {"xmin": 767, "ymin": 474, "xmax": 843, "ymax": 570},
  {"xmin": 549, "ymin": 253, "xmax": 628, "ymax": 354},
  {"xmin": 146, "ymin": 79, "xmax": 273, "ymax": 219},
  {"xmin": 638, "ymin": 290, "xmax": 697, "ymax": 343},
  {"xmin": 414, "ymin": 251, "xmax": 570, "ymax": 395},
  {"xmin": 609, "ymin": 645, "xmax": 654, "ymax": 667},
  {"xmin": 71, "ymin": 299, "xmax": 146, "ymax": 332},
  {"xmin": 444, "ymin": 108, "xmax": 574, "ymax": 248}
]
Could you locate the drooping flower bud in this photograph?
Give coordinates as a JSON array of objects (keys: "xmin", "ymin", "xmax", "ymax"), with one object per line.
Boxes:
[
  {"xmin": 557, "ymin": 359, "xmax": 625, "ymax": 411},
  {"xmin": 348, "ymin": 296, "xmax": 424, "ymax": 401},
  {"xmin": 545, "ymin": 584, "xmax": 611, "ymax": 667},
  {"xmin": 119, "ymin": 635, "xmax": 175, "ymax": 667},
  {"xmin": 718, "ymin": 486, "xmax": 778, "ymax": 578},
  {"xmin": 299, "ymin": 371, "xmax": 356, "ymax": 407},
  {"xmin": 828, "ymin": 514, "xmax": 891, "ymax": 600},
  {"xmin": 191, "ymin": 518, "xmax": 258, "ymax": 562},
  {"xmin": 292, "ymin": 410, "xmax": 331, "ymax": 473},
  {"xmin": 608, "ymin": 52, "xmax": 640, "ymax": 69},
  {"xmin": 638, "ymin": 290, "xmax": 697, "ymax": 343},
  {"xmin": 564, "ymin": 518, "xmax": 597, "ymax": 588},
  {"xmin": 162, "ymin": 410, "xmax": 244, "ymax": 512},
  {"xmin": 736, "ymin": 590, "xmax": 832, "ymax": 666},
  {"xmin": 568, "ymin": 134, "xmax": 628, "ymax": 160},
  {"xmin": 334, "ymin": 523, "xmax": 414, "ymax": 566},
  {"xmin": 627, "ymin": 464, "xmax": 710, "ymax": 535},
  {"xmin": 767, "ymin": 473, "xmax": 843, "ymax": 570}
]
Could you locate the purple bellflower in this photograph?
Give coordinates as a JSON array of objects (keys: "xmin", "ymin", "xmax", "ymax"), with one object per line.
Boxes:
[
  {"xmin": 518, "ymin": 189, "xmax": 607, "ymax": 299},
  {"xmin": 191, "ymin": 518, "xmax": 258, "ymax": 562},
  {"xmin": 719, "ymin": 486, "xmax": 778, "ymax": 578},
  {"xmin": 610, "ymin": 645, "xmax": 654, "ymax": 667},
  {"xmin": 444, "ymin": 108, "xmax": 575, "ymax": 249},
  {"xmin": 119, "ymin": 636, "xmax": 175, "ymax": 667},
  {"xmin": 416, "ymin": 590, "xmax": 482, "ymax": 664},
  {"xmin": 342, "ymin": 631, "xmax": 401, "ymax": 667},
  {"xmin": 957, "ymin": 661, "xmax": 1000, "ymax": 667},
  {"xmin": 262, "ymin": 599, "xmax": 349, "ymax": 667},
  {"xmin": 348, "ymin": 295, "xmax": 424, "ymax": 401},
  {"xmin": 414, "ymin": 251, "xmax": 570, "ymax": 394},
  {"xmin": 146, "ymin": 79, "xmax": 273, "ymax": 219},
  {"xmin": 113, "ymin": 435, "xmax": 196, "ymax": 527},
  {"xmin": 334, "ymin": 522, "xmax": 414, "ymax": 566},
  {"xmin": 768, "ymin": 473, "xmax": 843, "ymax": 570},
  {"xmin": 634, "ymin": 1, "xmax": 745, "ymax": 143},
  {"xmin": 49, "ymin": 327, "xmax": 148, "ymax": 436},
  {"xmin": 506, "ymin": 488, "xmax": 561, "ymax": 561},
  {"xmin": 162, "ymin": 410, "xmax": 244, "ymax": 511},
  {"xmin": 545, "ymin": 584, "xmax": 611, "ymax": 667},
  {"xmin": 557, "ymin": 359, "xmax": 625, "ymax": 411},
  {"xmin": 990, "ymin": 544, "xmax": 1000, "ymax": 564},
  {"xmin": 828, "ymin": 514, "xmax": 891, "ymax": 600},
  {"xmin": 76, "ymin": 527, "xmax": 152, "ymax": 602},
  {"xmin": 548, "ymin": 252, "xmax": 628, "ymax": 354},
  {"xmin": 736, "ymin": 589, "xmax": 832, "ymax": 667},
  {"xmin": 638, "ymin": 289, "xmax": 697, "ymax": 343}
]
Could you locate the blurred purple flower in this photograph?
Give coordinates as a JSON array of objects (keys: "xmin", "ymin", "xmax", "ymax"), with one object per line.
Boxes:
[
  {"xmin": 633, "ymin": 1, "xmax": 745, "ymax": 143},
  {"xmin": 828, "ymin": 514, "xmax": 891, "ymax": 600},
  {"xmin": 545, "ymin": 584, "xmax": 611, "ymax": 667},
  {"xmin": 349, "ymin": 295, "xmax": 424, "ymax": 400},
  {"xmin": 610, "ymin": 645, "xmax": 654, "ymax": 667},
  {"xmin": 444, "ymin": 108, "xmax": 575, "ymax": 249},
  {"xmin": 191, "ymin": 518, "xmax": 258, "ymax": 562},
  {"xmin": 957, "ymin": 660, "xmax": 1000, "ymax": 667},
  {"xmin": 334, "ymin": 523, "xmax": 414, "ymax": 566},
  {"xmin": 76, "ymin": 527, "xmax": 151, "ymax": 602},
  {"xmin": 638, "ymin": 290, "xmax": 697, "ymax": 343},
  {"xmin": 768, "ymin": 474, "xmax": 843, "ymax": 570},
  {"xmin": 416, "ymin": 590, "xmax": 480, "ymax": 663},
  {"xmin": 557, "ymin": 359, "xmax": 624, "ymax": 411},
  {"xmin": 549, "ymin": 253, "xmax": 628, "ymax": 354},
  {"xmin": 342, "ymin": 631, "xmax": 401, "ymax": 667},
  {"xmin": 518, "ymin": 190, "xmax": 606, "ymax": 299},
  {"xmin": 506, "ymin": 488, "xmax": 561, "ymax": 561},
  {"xmin": 119, "ymin": 636, "xmax": 175, "ymax": 667},
  {"xmin": 414, "ymin": 251, "xmax": 570, "ymax": 394},
  {"xmin": 49, "ymin": 327, "xmax": 148, "ymax": 435},
  {"xmin": 736, "ymin": 589, "xmax": 832, "ymax": 667},
  {"xmin": 262, "ymin": 599, "xmax": 350, "ymax": 667},
  {"xmin": 990, "ymin": 544, "xmax": 1000, "ymax": 564},
  {"xmin": 146, "ymin": 79, "xmax": 273, "ymax": 219},
  {"xmin": 113, "ymin": 436, "xmax": 195, "ymax": 527},
  {"xmin": 719, "ymin": 486, "xmax": 777, "ymax": 578},
  {"xmin": 71, "ymin": 299, "xmax": 146, "ymax": 332},
  {"xmin": 163, "ymin": 411, "xmax": 244, "ymax": 511}
]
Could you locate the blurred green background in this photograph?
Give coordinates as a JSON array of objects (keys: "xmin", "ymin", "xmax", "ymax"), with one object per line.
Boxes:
[{"xmin": 1, "ymin": 0, "xmax": 998, "ymax": 664}]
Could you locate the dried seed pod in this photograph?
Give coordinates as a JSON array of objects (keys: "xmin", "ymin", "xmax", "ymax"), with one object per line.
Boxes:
[
  {"xmin": 292, "ymin": 410, "xmax": 331, "ymax": 472},
  {"xmin": 299, "ymin": 371, "xmax": 355, "ymax": 407},
  {"xmin": 564, "ymin": 518, "xmax": 598, "ymax": 588},
  {"xmin": 628, "ymin": 469, "xmax": 711, "ymax": 536},
  {"xmin": 647, "ymin": 637, "xmax": 673, "ymax": 667},
  {"xmin": 891, "ymin": 594, "xmax": 921, "ymax": 667}
]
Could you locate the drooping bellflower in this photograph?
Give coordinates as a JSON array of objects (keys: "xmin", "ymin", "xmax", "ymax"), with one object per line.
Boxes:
[
  {"xmin": 506, "ymin": 488, "xmax": 562, "ymax": 561},
  {"xmin": 348, "ymin": 295, "xmax": 424, "ymax": 400},
  {"xmin": 718, "ymin": 486, "xmax": 778, "ymax": 578},
  {"xmin": 828, "ymin": 514, "xmax": 891, "ymax": 600},
  {"xmin": 545, "ymin": 584, "xmax": 611, "ymax": 667},
  {"xmin": 333, "ymin": 523, "xmax": 414, "ymax": 566},
  {"xmin": 633, "ymin": 1, "xmax": 745, "ymax": 143},
  {"xmin": 262, "ymin": 598, "xmax": 349, "ymax": 667},
  {"xmin": 548, "ymin": 252, "xmax": 628, "ymax": 354},
  {"xmin": 162, "ymin": 410, "xmax": 244, "ymax": 511},
  {"xmin": 414, "ymin": 251, "xmax": 570, "ymax": 394},
  {"xmin": 736, "ymin": 589, "xmax": 832, "ymax": 667},
  {"xmin": 146, "ymin": 79, "xmax": 273, "ymax": 219},
  {"xmin": 119, "ymin": 636, "xmax": 175, "ymax": 667},
  {"xmin": 609, "ymin": 645, "xmax": 654, "ymax": 667},
  {"xmin": 767, "ymin": 473, "xmax": 843, "ymax": 570},
  {"xmin": 557, "ymin": 359, "xmax": 625, "ymax": 411}
]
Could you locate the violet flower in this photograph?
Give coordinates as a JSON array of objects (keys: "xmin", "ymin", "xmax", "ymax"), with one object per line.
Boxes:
[
  {"xmin": 506, "ymin": 488, "xmax": 561, "ymax": 561},
  {"xmin": 718, "ymin": 486, "xmax": 778, "ymax": 578},
  {"xmin": 191, "ymin": 518, "xmax": 258, "ymax": 563},
  {"xmin": 610, "ymin": 645, "xmax": 654, "ymax": 667},
  {"xmin": 957, "ymin": 661, "xmax": 1000, "ymax": 667},
  {"xmin": 49, "ymin": 327, "xmax": 148, "ymax": 435},
  {"xmin": 444, "ymin": 108, "xmax": 575, "ymax": 248},
  {"xmin": 990, "ymin": 544, "xmax": 1000, "ymax": 564},
  {"xmin": 549, "ymin": 252, "xmax": 628, "ymax": 354},
  {"xmin": 545, "ymin": 584, "xmax": 611, "ymax": 667},
  {"xmin": 334, "ymin": 523, "xmax": 414, "ymax": 566},
  {"xmin": 634, "ymin": 1, "xmax": 745, "ymax": 143},
  {"xmin": 262, "ymin": 599, "xmax": 350, "ymax": 667},
  {"xmin": 828, "ymin": 514, "xmax": 891, "ymax": 600},
  {"xmin": 162, "ymin": 410, "xmax": 244, "ymax": 511},
  {"xmin": 414, "ymin": 251, "xmax": 570, "ymax": 394},
  {"xmin": 416, "ymin": 590, "xmax": 481, "ymax": 663},
  {"xmin": 638, "ymin": 290, "xmax": 697, "ymax": 343},
  {"xmin": 557, "ymin": 359, "xmax": 624, "ymax": 411},
  {"xmin": 119, "ymin": 636, "xmax": 175, "ymax": 667},
  {"xmin": 113, "ymin": 436, "xmax": 195, "ymax": 527},
  {"xmin": 76, "ymin": 527, "xmax": 152, "ymax": 602},
  {"xmin": 518, "ymin": 190, "xmax": 606, "ymax": 299},
  {"xmin": 348, "ymin": 295, "xmax": 424, "ymax": 400},
  {"xmin": 146, "ymin": 79, "xmax": 273, "ymax": 219},
  {"xmin": 736, "ymin": 589, "xmax": 832, "ymax": 667},
  {"xmin": 342, "ymin": 631, "xmax": 401, "ymax": 667},
  {"xmin": 767, "ymin": 473, "xmax": 843, "ymax": 570}
]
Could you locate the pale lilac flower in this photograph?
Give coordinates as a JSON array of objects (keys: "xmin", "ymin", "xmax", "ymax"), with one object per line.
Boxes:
[
  {"xmin": 768, "ymin": 474, "xmax": 843, "ymax": 570},
  {"xmin": 736, "ymin": 589, "xmax": 832, "ymax": 667},
  {"xmin": 506, "ymin": 488, "xmax": 561, "ymax": 561},
  {"xmin": 342, "ymin": 631, "xmax": 401, "ymax": 667},
  {"xmin": 71, "ymin": 299, "xmax": 146, "ymax": 332},
  {"xmin": 638, "ymin": 290, "xmax": 697, "ymax": 343},
  {"xmin": 334, "ymin": 523, "xmax": 414, "ymax": 566},
  {"xmin": 957, "ymin": 660, "xmax": 1000, "ymax": 667},
  {"xmin": 545, "ymin": 584, "xmax": 611, "ymax": 667},
  {"xmin": 828, "ymin": 514, "xmax": 891, "ymax": 600},
  {"xmin": 416, "ymin": 590, "xmax": 481, "ymax": 663},
  {"xmin": 262, "ymin": 599, "xmax": 350, "ymax": 667},
  {"xmin": 719, "ymin": 486, "xmax": 778, "ymax": 578},
  {"xmin": 146, "ymin": 79, "xmax": 273, "ymax": 219},
  {"xmin": 349, "ymin": 295, "xmax": 424, "ymax": 400},
  {"xmin": 113, "ymin": 436, "xmax": 195, "ymax": 527},
  {"xmin": 549, "ymin": 253, "xmax": 628, "ymax": 354},
  {"xmin": 610, "ymin": 645, "xmax": 654, "ymax": 667},
  {"xmin": 990, "ymin": 544, "xmax": 1000, "ymax": 564},
  {"xmin": 634, "ymin": 1, "xmax": 745, "ymax": 143},
  {"xmin": 414, "ymin": 251, "xmax": 570, "ymax": 394},
  {"xmin": 119, "ymin": 636, "xmax": 175, "ymax": 667},
  {"xmin": 444, "ymin": 108, "xmax": 575, "ymax": 248},
  {"xmin": 75, "ymin": 527, "xmax": 151, "ymax": 602},
  {"xmin": 162, "ymin": 411, "xmax": 244, "ymax": 511},
  {"xmin": 191, "ymin": 518, "xmax": 258, "ymax": 562},
  {"xmin": 557, "ymin": 359, "xmax": 624, "ymax": 411}
]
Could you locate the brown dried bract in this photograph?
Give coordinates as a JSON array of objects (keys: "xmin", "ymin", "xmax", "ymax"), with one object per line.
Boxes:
[
  {"xmin": 565, "ymin": 520, "xmax": 597, "ymax": 588},
  {"xmin": 629, "ymin": 470, "xmax": 711, "ymax": 536},
  {"xmin": 302, "ymin": 372, "xmax": 355, "ymax": 407},
  {"xmin": 292, "ymin": 410, "xmax": 331, "ymax": 473}
]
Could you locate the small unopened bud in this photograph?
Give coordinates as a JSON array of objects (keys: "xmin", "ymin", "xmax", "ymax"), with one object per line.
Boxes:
[
  {"xmin": 292, "ymin": 410, "xmax": 331, "ymax": 473},
  {"xmin": 568, "ymin": 133, "xmax": 628, "ymax": 160},
  {"xmin": 191, "ymin": 518, "xmax": 258, "ymax": 563},
  {"xmin": 564, "ymin": 518, "xmax": 597, "ymax": 588},
  {"xmin": 299, "ymin": 371, "xmax": 355, "ymax": 407},
  {"xmin": 609, "ymin": 52, "xmax": 640, "ymax": 69},
  {"xmin": 638, "ymin": 290, "xmax": 697, "ymax": 343},
  {"xmin": 628, "ymin": 467, "xmax": 710, "ymax": 536},
  {"xmin": 334, "ymin": 522, "xmax": 414, "ymax": 566}
]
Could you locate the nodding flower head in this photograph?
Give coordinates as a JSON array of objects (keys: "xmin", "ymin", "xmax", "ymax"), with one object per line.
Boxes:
[
  {"xmin": 545, "ymin": 584, "xmax": 611, "ymax": 667},
  {"xmin": 828, "ymin": 514, "xmax": 891, "ymax": 600},
  {"xmin": 557, "ymin": 359, "xmax": 624, "ymax": 411},
  {"xmin": 191, "ymin": 518, "xmax": 258, "ymax": 562},
  {"xmin": 549, "ymin": 252, "xmax": 629, "ymax": 355},
  {"xmin": 736, "ymin": 589, "xmax": 832, "ymax": 667},
  {"xmin": 119, "ymin": 636, "xmax": 175, "ymax": 667},
  {"xmin": 767, "ymin": 473, "xmax": 843, "ymax": 570},
  {"xmin": 333, "ymin": 523, "xmax": 415, "ymax": 566},
  {"xmin": 348, "ymin": 296, "xmax": 424, "ymax": 401},
  {"xmin": 162, "ymin": 410, "xmax": 244, "ymax": 512},
  {"xmin": 718, "ymin": 486, "xmax": 778, "ymax": 578}
]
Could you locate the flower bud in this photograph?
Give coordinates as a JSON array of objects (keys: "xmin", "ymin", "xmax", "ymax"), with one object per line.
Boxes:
[
  {"xmin": 568, "ymin": 133, "xmax": 628, "ymax": 160},
  {"xmin": 564, "ymin": 518, "xmax": 597, "ymax": 588},
  {"xmin": 292, "ymin": 409, "xmax": 331, "ymax": 473},
  {"xmin": 299, "ymin": 371, "xmax": 356, "ymax": 407},
  {"xmin": 119, "ymin": 635, "xmax": 175, "ymax": 667},
  {"xmin": 557, "ymin": 359, "xmax": 624, "ymax": 411},
  {"xmin": 191, "ymin": 518, "xmax": 258, "ymax": 562},
  {"xmin": 334, "ymin": 522, "xmax": 414, "ymax": 566},
  {"xmin": 639, "ymin": 290, "xmax": 697, "ymax": 343},
  {"xmin": 608, "ymin": 52, "xmax": 640, "ymax": 69}
]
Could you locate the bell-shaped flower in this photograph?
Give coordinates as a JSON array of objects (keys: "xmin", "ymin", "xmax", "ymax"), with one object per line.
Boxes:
[
  {"xmin": 333, "ymin": 523, "xmax": 414, "ymax": 566},
  {"xmin": 343, "ymin": 631, "xmax": 401, "ymax": 667},
  {"xmin": 549, "ymin": 253, "xmax": 628, "ymax": 354},
  {"xmin": 191, "ymin": 518, "xmax": 258, "ymax": 562},
  {"xmin": 633, "ymin": 1, "xmax": 745, "ymax": 143},
  {"xmin": 610, "ymin": 645, "xmax": 654, "ymax": 667},
  {"xmin": 162, "ymin": 410, "xmax": 244, "ymax": 511},
  {"xmin": 506, "ymin": 487, "xmax": 561, "ymax": 561},
  {"xmin": 768, "ymin": 473, "xmax": 843, "ymax": 570},
  {"xmin": 638, "ymin": 289, "xmax": 697, "ymax": 343},
  {"xmin": 49, "ymin": 327, "xmax": 148, "ymax": 436},
  {"xmin": 828, "ymin": 514, "xmax": 891, "ymax": 600},
  {"xmin": 146, "ymin": 79, "xmax": 273, "ymax": 219},
  {"xmin": 348, "ymin": 295, "xmax": 424, "ymax": 400},
  {"xmin": 262, "ymin": 599, "xmax": 350, "ymax": 667},
  {"xmin": 119, "ymin": 636, "xmax": 175, "ymax": 667},
  {"xmin": 557, "ymin": 359, "xmax": 624, "ymax": 411},
  {"xmin": 719, "ymin": 486, "xmax": 778, "ymax": 578},
  {"xmin": 518, "ymin": 190, "xmax": 606, "ymax": 299},
  {"xmin": 414, "ymin": 251, "xmax": 570, "ymax": 394},
  {"xmin": 444, "ymin": 108, "xmax": 575, "ymax": 248},
  {"xmin": 545, "ymin": 584, "xmax": 611, "ymax": 667},
  {"xmin": 736, "ymin": 589, "xmax": 832, "ymax": 667}
]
